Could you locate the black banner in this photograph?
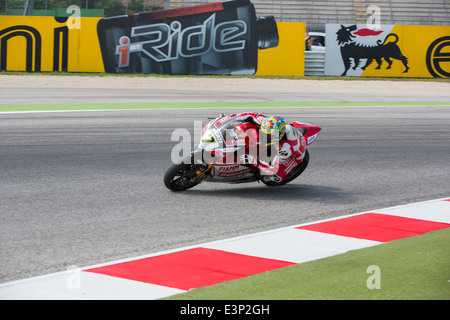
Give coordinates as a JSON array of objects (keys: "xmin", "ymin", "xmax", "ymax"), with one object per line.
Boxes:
[{"xmin": 97, "ymin": 0, "xmax": 278, "ymax": 75}]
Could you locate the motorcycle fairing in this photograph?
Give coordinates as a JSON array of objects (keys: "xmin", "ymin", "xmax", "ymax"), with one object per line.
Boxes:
[
  {"xmin": 208, "ymin": 164, "xmax": 256, "ymax": 183},
  {"xmin": 290, "ymin": 121, "xmax": 322, "ymax": 145}
]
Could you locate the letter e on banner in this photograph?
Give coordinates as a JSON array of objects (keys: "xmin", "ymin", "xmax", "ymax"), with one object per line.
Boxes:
[{"xmin": 426, "ymin": 36, "xmax": 450, "ymax": 78}]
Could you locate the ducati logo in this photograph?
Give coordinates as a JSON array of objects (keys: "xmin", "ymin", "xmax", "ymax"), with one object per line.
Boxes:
[{"xmin": 116, "ymin": 13, "xmax": 247, "ymax": 67}]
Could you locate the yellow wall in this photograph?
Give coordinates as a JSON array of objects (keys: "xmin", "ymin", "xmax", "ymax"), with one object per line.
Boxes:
[
  {"xmin": 256, "ymin": 22, "xmax": 305, "ymax": 76},
  {"xmin": 66, "ymin": 18, "xmax": 105, "ymax": 72},
  {"xmin": 360, "ymin": 25, "xmax": 450, "ymax": 78},
  {"xmin": 0, "ymin": 17, "xmax": 304, "ymax": 76},
  {"xmin": 4, "ymin": 16, "xmax": 446, "ymax": 78},
  {"xmin": 0, "ymin": 16, "xmax": 104, "ymax": 72},
  {"xmin": 0, "ymin": 16, "xmax": 305, "ymax": 76}
]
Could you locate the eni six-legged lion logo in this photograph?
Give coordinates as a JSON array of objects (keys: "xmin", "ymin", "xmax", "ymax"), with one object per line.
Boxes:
[{"xmin": 336, "ymin": 24, "xmax": 409, "ymax": 76}]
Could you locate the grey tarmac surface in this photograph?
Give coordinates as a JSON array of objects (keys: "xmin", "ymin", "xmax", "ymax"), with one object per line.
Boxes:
[
  {"xmin": 1, "ymin": 75, "xmax": 450, "ymax": 104},
  {"xmin": 0, "ymin": 76, "xmax": 449, "ymax": 283},
  {"xmin": 1, "ymin": 106, "xmax": 450, "ymax": 283}
]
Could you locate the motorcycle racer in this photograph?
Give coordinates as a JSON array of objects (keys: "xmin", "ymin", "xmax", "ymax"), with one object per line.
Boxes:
[
  {"xmin": 164, "ymin": 112, "xmax": 320, "ymax": 191},
  {"xmin": 231, "ymin": 112, "xmax": 307, "ymax": 183}
]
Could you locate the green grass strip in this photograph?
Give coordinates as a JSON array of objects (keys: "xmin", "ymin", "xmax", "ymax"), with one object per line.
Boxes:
[
  {"xmin": 166, "ymin": 228, "xmax": 450, "ymax": 300},
  {"xmin": 1, "ymin": 101, "xmax": 449, "ymax": 113}
]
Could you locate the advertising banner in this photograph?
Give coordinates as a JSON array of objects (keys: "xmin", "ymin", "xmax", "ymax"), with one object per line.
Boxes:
[
  {"xmin": 97, "ymin": 0, "xmax": 279, "ymax": 75},
  {"xmin": 0, "ymin": 16, "xmax": 104, "ymax": 73},
  {"xmin": 0, "ymin": 0, "xmax": 286, "ymax": 75},
  {"xmin": 325, "ymin": 24, "xmax": 450, "ymax": 78}
]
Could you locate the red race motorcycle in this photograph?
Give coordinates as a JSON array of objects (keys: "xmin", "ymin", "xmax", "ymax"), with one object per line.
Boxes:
[{"xmin": 164, "ymin": 113, "xmax": 321, "ymax": 191}]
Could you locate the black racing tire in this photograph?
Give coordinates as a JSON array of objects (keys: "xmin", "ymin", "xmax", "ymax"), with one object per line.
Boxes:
[
  {"xmin": 163, "ymin": 161, "xmax": 207, "ymax": 191},
  {"xmin": 261, "ymin": 149, "xmax": 309, "ymax": 186}
]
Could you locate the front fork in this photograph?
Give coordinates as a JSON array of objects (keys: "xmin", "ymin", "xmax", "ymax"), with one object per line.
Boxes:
[
  {"xmin": 195, "ymin": 164, "xmax": 213, "ymax": 179},
  {"xmin": 189, "ymin": 150, "xmax": 213, "ymax": 180}
]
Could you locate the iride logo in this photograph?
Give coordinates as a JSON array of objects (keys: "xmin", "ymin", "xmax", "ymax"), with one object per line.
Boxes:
[{"xmin": 116, "ymin": 13, "xmax": 247, "ymax": 67}]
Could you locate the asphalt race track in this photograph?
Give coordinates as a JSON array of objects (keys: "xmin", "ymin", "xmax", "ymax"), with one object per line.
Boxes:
[{"xmin": 1, "ymin": 78, "xmax": 450, "ymax": 283}]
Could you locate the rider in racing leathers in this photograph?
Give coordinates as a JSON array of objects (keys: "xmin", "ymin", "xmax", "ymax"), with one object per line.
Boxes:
[{"xmin": 231, "ymin": 112, "xmax": 307, "ymax": 183}]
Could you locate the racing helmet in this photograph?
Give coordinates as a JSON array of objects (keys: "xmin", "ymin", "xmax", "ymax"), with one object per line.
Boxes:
[{"xmin": 260, "ymin": 116, "xmax": 286, "ymax": 142}]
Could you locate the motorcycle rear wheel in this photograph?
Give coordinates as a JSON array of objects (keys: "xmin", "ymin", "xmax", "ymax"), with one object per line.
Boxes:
[
  {"xmin": 164, "ymin": 161, "xmax": 207, "ymax": 191},
  {"xmin": 261, "ymin": 149, "xmax": 309, "ymax": 186}
]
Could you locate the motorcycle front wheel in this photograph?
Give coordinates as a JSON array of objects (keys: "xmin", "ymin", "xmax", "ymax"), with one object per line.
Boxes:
[{"xmin": 163, "ymin": 161, "xmax": 208, "ymax": 191}]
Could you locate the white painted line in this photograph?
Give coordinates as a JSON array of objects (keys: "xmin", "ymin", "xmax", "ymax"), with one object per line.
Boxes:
[
  {"xmin": 374, "ymin": 199, "xmax": 450, "ymax": 224},
  {"xmin": 205, "ymin": 228, "xmax": 380, "ymax": 263},
  {"xmin": 0, "ymin": 271, "xmax": 185, "ymax": 300}
]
